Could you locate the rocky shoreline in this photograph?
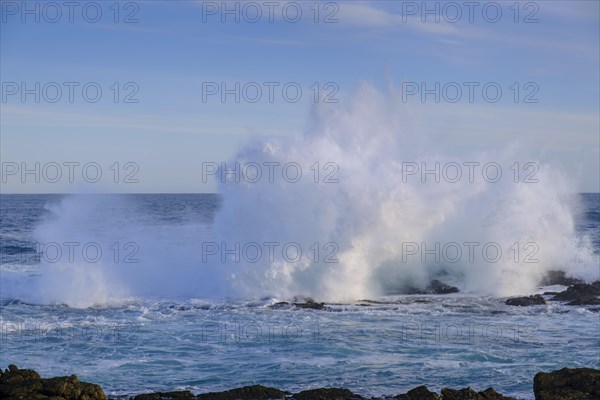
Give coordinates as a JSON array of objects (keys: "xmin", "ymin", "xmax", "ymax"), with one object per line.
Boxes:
[
  {"xmin": 1, "ymin": 365, "xmax": 599, "ymax": 400},
  {"xmin": 3, "ymin": 271, "xmax": 599, "ymax": 400}
]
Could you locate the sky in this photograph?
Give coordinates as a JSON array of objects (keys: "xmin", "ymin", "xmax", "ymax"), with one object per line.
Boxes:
[{"xmin": 1, "ymin": 0, "xmax": 599, "ymax": 193}]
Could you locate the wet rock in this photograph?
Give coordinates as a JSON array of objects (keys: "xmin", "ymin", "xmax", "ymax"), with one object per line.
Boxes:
[
  {"xmin": 196, "ymin": 384, "xmax": 286, "ymax": 400},
  {"xmin": 0, "ymin": 365, "xmax": 106, "ymax": 400},
  {"xmin": 406, "ymin": 280, "xmax": 459, "ymax": 295},
  {"xmin": 441, "ymin": 387, "xmax": 484, "ymax": 399},
  {"xmin": 132, "ymin": 390, "xmax": 195, "ymax": 399},
  {"xmin": 479, "ymin": 387, "xmax": 517, "ymax": 399},
  {"xmin": 269, "ymin": 301, "xmax": 290, "ymax": 309},
  {"xmin": 42, "ymin": 375, "xmax": 107, "ymax": 399},
  {"xmin": 533, "ymin": 367, "xmax": 600, "ymax": 399},
  {"xmin": 292, "ymin": 387, "xmax": 363, "ymax": 400},
  {"xmin": 395, "ymin": 385, "xmax": 439, "ymax": 399},
  {"xmin": 506, "ymin": 295, "xmax": 546, "ymax": 306},
  {"xmin": 551, "ymin": 281, "xmax": 600, "ymax": 305},
  {"xmin": 428, "ymin": 280, "xmax": 460, "ymax": 294},
  {"xmin": 540, "ymin": 270, "xmax": 584, "ymax": 287},
  {"xmin": 293, "ymin": 300, "xmax": 326, "ymax": 310}
]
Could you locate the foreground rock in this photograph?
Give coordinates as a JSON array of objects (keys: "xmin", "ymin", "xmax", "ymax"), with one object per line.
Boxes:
[
  {"xmin": 534, "ymin": 367, "xmax": 600, "ymax": 399},
  {"xmin": 133, "ymin": 391, "xmax": 195, "ymax": 399},
  {"xmin": 292, "ymin": 387, "xmax": 363, "ymax": 399},
  {"xmin": 550, "ymin": 281, "xmax": 600, "ymax": 305},
  {"xmin": 539, "ymin": 270, "xmax": 584, "ymax": 287},
  {"xmin": 395, "ymin": 385, "xmax": 439, "ymax": 399},
  {"xmin": 4, "ymin": 365, "xmax": 599, "ymax": 400},
  {"xmin": 506, "ymin": 295, "xmax": 547, "ymax": 306},
  {"xmin": 196, "ymin": 385, "xmax": 286, "ymax": 399},
  {"xmin": 0, "ymin": 364, "xmax": 106, "ymax": 400},
  {"xmin": 395, "ymin": 386, "xmax": 517, "ymax": 400}
]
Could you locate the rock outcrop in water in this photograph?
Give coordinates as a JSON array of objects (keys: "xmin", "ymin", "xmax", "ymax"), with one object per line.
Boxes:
[
  {"xmin": 0, "ymin": 364, "xmax": 107, "ymax": 400},
  {"xmin": 533, "ymin": 367, "xmax": 600, "ymax": 400},
  {"xmin": 406, "ymin": 280, "xmax": 460, "ymax": 295},
  {"xmin": 550, "ymin": 281, "xmax": 600, "ymax": 305},
  {"xmin": 505, "ymin": 294, "xmax": 547, "ymax": 306},
  {"xmin": 3, "ymin": 365, "xmax": 599, "ymax": 399}
]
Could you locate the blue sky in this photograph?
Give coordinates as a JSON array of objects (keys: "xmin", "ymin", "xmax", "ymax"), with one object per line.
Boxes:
[{"xmin": 1, "ymin": 0, "xmax": 599, "ymax": 193}]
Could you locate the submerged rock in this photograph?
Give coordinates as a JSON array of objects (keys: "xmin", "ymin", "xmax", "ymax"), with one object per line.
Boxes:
[
  {"xmin": 550, "ymin": 281, "xmax": 600, "ymax": 305},
  {"xmin": 196, "ymin": 384, "xmax": 286, "ymax": 399},
  {"xmin": 395, "ymin": 385, "xmax": 439, "ymax": 399},
  {"xmin": 292, "ymin": 387, "xmax": 363, "ymax": 400},
  {"xmin": 533, "ymin": 367, "xmax": 600, "ymax": 399},
  {"xmin": 539, "ymin": 270, "xmax": 584, "ymax": 287},
  {"xmin": 506, "ymin": 295, "xmax": 547, "ymax": 306}
]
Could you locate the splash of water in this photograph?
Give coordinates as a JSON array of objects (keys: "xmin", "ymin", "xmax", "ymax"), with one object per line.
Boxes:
[{"xmin": 8, "ymin": 83, "xmax": 598, "ymax": 307}]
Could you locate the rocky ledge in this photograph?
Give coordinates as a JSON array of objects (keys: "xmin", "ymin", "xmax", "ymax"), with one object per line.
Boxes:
[
  {"xmin": 1, "ymin": 365, "xmax": 598, "ymax": 400},
  {"xmin": 506, "ymin": 270, "xmax": 600, "ymax": 307}
]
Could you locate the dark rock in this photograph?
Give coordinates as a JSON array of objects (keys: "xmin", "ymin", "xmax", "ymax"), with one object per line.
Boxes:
[
  {"xmin": 395, "ymin": 385, "xmax": 439, "ymax": 399},
  {"xmin": 132, "ymin": 390, "xmax": 195, "ymax": 399},
  {"xmin": 551, "ymin": 281, "xmax": 600, "ymax": 305},
  {"xmin": 540, "ymin": 270, "xmax": 584, "ymax": 287},
  {"xmin": 293, "ymin": 300, "xmax": 326, "ymax": 310},
  {"xmin": 406, "ymin": 280, "xmax": 459, "ymax": 295},
  {"xmin": 0, "ymin": 365, "xmax": 106, "ymax": 400},
  {"xmin": 567, "ymin": 297, "xmax": 600, "ymax": 306},
  {"xmin": 543, "ymin": 292, "xmax": 559, "ymax": 296},
  {"xmin": 428, "ymin": 280, "xmax": 460, "ymax": 294},
  {"xmin": 292, "ymin": 387, "xmax": 363, "ymax": 400},
  {"xmin": 269, "ymin": 301, "xmax": 290, "ymax": 309},
  {"xmin": 42, "ymin": 375, "xmax": 107, "ymax": 399},
  {"xmin": 196, "ymin": 384, "xmax": 286, "ymax": 400},
  {"xmin": 479, "ymin": 387, "xmax": 517, "ymax": 399},
  {"xmin": 441, "ymin": 387, "xmax": 484, "ymax": 399},
  {"xmin": 533, "ymin": 367, "xmax": 600, "ymax": 399},
  {"xmin": 506, "ymin": 295, "xmax": 546, "ymax": 306}
]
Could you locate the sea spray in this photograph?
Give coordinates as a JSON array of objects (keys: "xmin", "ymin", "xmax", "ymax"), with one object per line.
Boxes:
[
  {"xmin": 213, "ymin": 83, "xmax": 597, "ymax": 300},
  {"xmin": 5, "ymin": 84, "xmax": 597, "ymax": 307}
]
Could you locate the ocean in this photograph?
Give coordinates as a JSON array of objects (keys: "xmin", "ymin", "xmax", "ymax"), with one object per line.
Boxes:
[{"xmin": 0, "ymin": 193, "xmax": 598, "ymax": 399}]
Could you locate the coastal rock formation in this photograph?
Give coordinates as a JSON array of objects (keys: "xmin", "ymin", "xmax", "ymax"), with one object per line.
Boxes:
[
  {"xmin": 292, "ymin": 387, "xmax": 363, "ymax": 400},
  {"xmin": 3, "ymin": 365, "xmax": 599, "ymax": 400},
  {"xmin": 395, "ymin": 385, "xmax": 439, "ymax": 399},
  {"xmin": 505, "ymin": 295, "xmax": 547, "ymax": 306},
  {"xmin": 0, "ymin": 364, "xmax": 106, "ymax": 400},
  {"xmin": 533, "ymin": 368, "xmax": 600, "ymax": 400},
  {"xmin": 133, "ymin": 391, "xmax": 195, "ymax": 399},
  {"xmin": 196, "ymin": 384, "xmax": 286, "ymax": 399},
  {"xmin": 550, "ymin": 281, "xmax": 600, "ymax": 305},
  {"xmin": 406, "ymin": 280, "xmax": 460, "ymax": 295}
]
